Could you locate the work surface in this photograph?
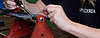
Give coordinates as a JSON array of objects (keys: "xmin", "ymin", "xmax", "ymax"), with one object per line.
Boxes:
[{"xmin": 0, "ymin": 15, "xmax": 77, "ymax": 38}]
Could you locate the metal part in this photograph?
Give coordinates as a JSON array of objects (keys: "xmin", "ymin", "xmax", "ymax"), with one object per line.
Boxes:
[
  {"xmin": 40, "ymin": 17, "xmax": 44, "ymax": 22},
  {"xmin": 31, "ymin": 15, "xmax": 54, "ymax": 38},
  {"xmin": 7, "ymin": 13, "xmax": 50, "ymax": 20},
  {"xmin": 14, "ymin": 0, "xmax": 31, "ymax": 14}
]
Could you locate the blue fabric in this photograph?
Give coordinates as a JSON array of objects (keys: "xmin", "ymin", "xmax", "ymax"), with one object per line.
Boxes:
[
  {"xmin": 0, "ymin": 0, "xmax": 5, "ymax": 9},
  {"xmin": 0, "ymin": 18, "xmax": 4, "ymax": 26},
  {"xmin": 0, "ymin": 0, "xmax": 4, "ymax": 26}
]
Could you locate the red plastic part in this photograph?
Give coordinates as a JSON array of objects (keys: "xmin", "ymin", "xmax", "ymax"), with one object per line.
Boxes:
[
  {"xmin": 14, "ymin": 8, "xmax": 21, "ymax": 14},
  {"xmin": 31, "ymin": 15, "xmax": 54, "ymax": 38},
  {"xmin": 5, "ymin": 18, "xmax": 32, "ymax": 38}
]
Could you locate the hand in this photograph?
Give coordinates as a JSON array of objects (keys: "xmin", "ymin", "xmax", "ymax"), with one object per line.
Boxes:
[
  {"xmin": 3, "ymin": 0, "xmax": 19, "ymax": 10},
  {"xmin": 43, "ymin": 5, "xmax": 72, "ymax": 30}
]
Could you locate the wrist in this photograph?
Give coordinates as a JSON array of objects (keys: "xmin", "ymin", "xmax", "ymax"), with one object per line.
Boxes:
[{"xmin": 57, "ymin": 20, "xmax": 73, "ymax": 31}]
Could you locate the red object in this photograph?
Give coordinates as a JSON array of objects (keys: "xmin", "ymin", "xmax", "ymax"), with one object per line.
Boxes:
[
  {"xmin": 5, "ymin": 18, "xmax": 32, "ymax": 38},
  {"xmin": 31, "ymin": 15, "xmax": 54, "ymax": 38},
  {"xmin": 14, "ymin": 8, "xmax": 21, "ymax": 14}
]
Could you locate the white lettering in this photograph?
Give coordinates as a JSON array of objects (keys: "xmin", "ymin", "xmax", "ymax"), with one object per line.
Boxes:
[{"xmin": 79, "ymin": 8, "xmax": 96, "ymax": 13}]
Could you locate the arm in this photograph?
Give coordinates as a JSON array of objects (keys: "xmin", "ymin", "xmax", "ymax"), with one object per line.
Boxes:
[
  {"xmin": 4, "ymin": 0, "xmax": 100, "ymax": 38},
  {"xmin": 21, "ymin": 0, "xmax": 46, "ymax": 14},
  {"xmin": 3, "ymin": 0, "xmax": 46, "ymax": 14},
  {"xmin": 44, "ymin": 5, "xmax": 100, "ymax": 38},
  {"xmin": 65, "ymin": 21, "xmax": 100, "ymax": 38}
]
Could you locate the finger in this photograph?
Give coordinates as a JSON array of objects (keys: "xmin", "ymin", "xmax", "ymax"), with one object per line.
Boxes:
[
  {"xmin": 48, "ymin": 11, "xmax": 55, "ymax": 18},
  {"xmin": 42, "ymin": 6, "xmax": 49, "ymax": 15},
  {"xmin": 6, "ymin": 1, "xmax": 16, "ymax": 5},
  {"xmin": 5, "ymin": 6, "xmax": 17, "ymax": 10},
  {"xmin": 43, "ymin": 6, "xmax": 47, "ymax": 12},
  {"xmin": 4, "ymin": 0, "xmax": 14, "ymax": 2},
  {"xmin": 7, "ymin": 4, "xmax": 15, "ymax": 7},
  {"xmin": 4, "ymin": 1, "xmax": 16, "ymax": 6},
  {"xmin": 4, "ymin": 1, "xmax": 17, "ymax": 7},
  {"xmin": 43, "ymin": 5, "xmax": 55, "ymax": 14},
  {"xmin": 46, "ymin": 5, "xmax": 56, "ymax": 14},
  {"xmin": 50, "ymin": 17, "xmax": 55, "ymax": 24},
  {"xmin": 50, "ymin": 17, "xmax": 53, "ymax": 22},
  {"xmin": 43, "ymin": 5, "xmax": 59, "ymax": 15},
  {"xmin": 3, "ymin": 1, "xmax": 19, "ymax": 10},
  {"xmin": 43, "ymin": 11, "xmax": 49, "ymax": 15},
  {"xmin": 42, "ymin": 8, "xmax": 48, "ymax": 15},
  {"xmin": 46, "ymin": 5, "xmax": 62, "ymax": 13}
]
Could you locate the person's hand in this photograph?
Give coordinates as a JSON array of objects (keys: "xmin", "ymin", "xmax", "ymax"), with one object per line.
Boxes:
[
  {"xmin": 43, "ymin": 5, "xmax": 72, "ymax": 30},
  {"xmin": 3, "ymin": 0, "xmax": 19, "ymax": 10}
]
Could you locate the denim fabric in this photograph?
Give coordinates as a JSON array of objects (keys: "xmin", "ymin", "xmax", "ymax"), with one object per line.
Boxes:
[{"xmin": 0, "ymin": 0, "xmax": 5, "ymax": 9}]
